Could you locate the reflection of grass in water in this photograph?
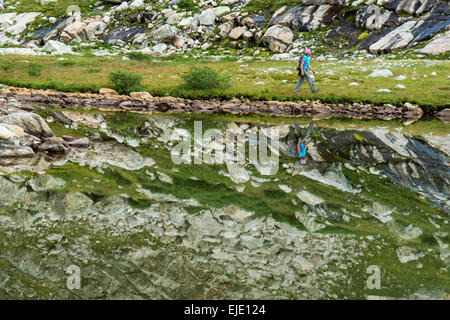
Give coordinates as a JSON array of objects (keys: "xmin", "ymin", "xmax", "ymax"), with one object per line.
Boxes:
[
  {"xmin": 105, "ymin": 111, "xmax": 148, "ymax": 139},
  {"xmin": 321, "ymin": 238, "xmax": 449, "ymax": 299}
]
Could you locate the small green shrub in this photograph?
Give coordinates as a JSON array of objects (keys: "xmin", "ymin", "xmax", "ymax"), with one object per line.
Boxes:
[
  {"xmin": 108, "ymin": 70, "xmax": 143, "ymax": 95},
  {"xmin": 177, "ymin": 0, "xmax": 197, "ymax": 11},
  {"xmin": 27, "ymin": 63, "xmax": 42, "ymax": 77},
  {"xmin": 85, "ymin": 67, "xmax": 101, "ymax": 74},
  {"xmin": 127, "ymin": 52, "xmax": 151, "ymax": 61},
  {"xmin": 0, "ymin": 60, "xmax": 14, "ymax": 72},
  {"xmin": 58, "ymin": 60, "xmax": 76, "ymax": 67},
  {"xmin": 180, "ymin": 66, "xmax": 231, "ymax": 90}
]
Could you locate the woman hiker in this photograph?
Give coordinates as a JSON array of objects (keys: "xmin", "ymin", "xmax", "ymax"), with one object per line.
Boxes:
[
  {"xmin": 297, "ymin": 136, "xmax": 310, "ymax": 165},
  {"xmin": 293, "ymin": 48, "xmax": 318, "ymax": 93}
]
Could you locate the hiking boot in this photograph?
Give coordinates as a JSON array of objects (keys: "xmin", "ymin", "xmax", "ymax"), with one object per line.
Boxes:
[{"xmin": 312, "ymin": 89, "xmax": 318, "ymax": 93}]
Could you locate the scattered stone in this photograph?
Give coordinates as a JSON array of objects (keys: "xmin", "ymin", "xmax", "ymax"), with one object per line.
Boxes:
[
  {"xmin": 130, "ymin": 91, "xmax": 153, "ymax": 99},
  {"xmin": 279, "ymin": 184, "xmax": 292, "ymax": 193},
  {"xmin": 420, "ymin": 31, "xmax": 450, "ymax": 56},
  {"xmin": 296, "ymin": 191, "xmax": 324, "ymax": 206},
  {"xmin": 367, "ymin": 69, "xmax": 393, "ymax": 77},
  {"xmin": 198, "ymin": 9, "xmax": 216, "ymax": 26},
  {"xmin": 364, "ymin": 202, "xmax": 394, "ymax": 223},
  {"xmin": 435, "ymin": 108, "xmax": 450, "ymax": 123},
  {"xmin": 261, "ymin": 25, "xmax": 294, "ymax": 53},
  {"xmin": 43, "ymin": 40, "xmax": 73, "ymax": 54},
  {"xmin": 226, "ymin": 163, "xmax": 250, "ymax": 184},
  {"xmin": 99, "ymin": 88, "xmax": 119, "ymax": 95},
  {"xmin": 396, "ymin": 246, "xmax": 424, "ymax": 263},
  {"xmin": 229, "ymin": 27, "xmax": 246, "ymax": 40}
]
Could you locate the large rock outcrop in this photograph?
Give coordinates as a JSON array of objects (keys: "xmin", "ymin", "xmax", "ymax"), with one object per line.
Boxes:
[
  {"xmin": 385, "ymin": 0, "xmax": 438, "ymax": 16},
  {"xmin": 369, "ymin": 3, "xmax": 450, "ymax": 53},
  {"xmin": 261, "ymin": 25, "xmax": 294, "ymax": 53},
  {"xmin": 0, "ymin": 112, "xmax": 54, "ymax": 138},
  {"xmin": 420, "ymin": 30, "xmax": 450, "ymax": 55},
  {"xmin": 270, "ymin": 5, "xmax": 342, "ymax": 31}
]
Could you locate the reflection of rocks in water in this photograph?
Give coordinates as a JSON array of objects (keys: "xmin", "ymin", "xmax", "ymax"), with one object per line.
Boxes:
[
  {"xmin": 396, "ymin": 246, "xmax": 424, "ymax": 264},
  {"xmin": 27, "ymin": 174, "xmax": 66, "ymax": 192},
  {"xmin": 0, "ymin": 141, "xmax": 155, "ymax": 173},
  {"xmin": 295, "ymin": 163, "xmax": 355, "ymax": 193},
  {"xmin": 320, "ymin": 128, "xmax": 449, "ymax": 212},
  {"xmin": 226, "ymin": 163, "xmax": 250, "ymax": 184},
  {"xmin": 0, "ymin": 176, "xmax": 27, "ymax": 206},
  {"xmin": 67, "ymin": 141, "xmax": 155, "ymax": 171},
  {"xmin": 0, "ymin": 192, "xmax": 368, "ymax": 299},
  {"xmin": 0, "ymin": 109, "xmax": 449, "ymax": 299},
  {"xmin": 363, "ymin": 202, "xmax": 395, "ymax": 224}
]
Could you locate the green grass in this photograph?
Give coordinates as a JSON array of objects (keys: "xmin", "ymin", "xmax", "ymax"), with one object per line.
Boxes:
[
  {"xmin": 0, "ymin": 54, "xmax": 449, "ymax": 109},
  {"xmin": 3, "ymin": 0, "xmax": 105, "ymax": 18}
]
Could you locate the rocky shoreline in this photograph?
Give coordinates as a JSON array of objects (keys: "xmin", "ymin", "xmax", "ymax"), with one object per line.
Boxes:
[{"xmin": 2, "ymin": 85, "xmax": 448, "ymax": 123}]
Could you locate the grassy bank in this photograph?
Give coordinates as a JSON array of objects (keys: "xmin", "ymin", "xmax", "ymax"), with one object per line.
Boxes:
[{"xmin": 0, "ymin": 54, "xmax": 449, "ymax": 109}]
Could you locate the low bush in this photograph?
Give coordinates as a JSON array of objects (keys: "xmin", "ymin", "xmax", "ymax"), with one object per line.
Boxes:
[
  {"xmin": 58, "ymin": 60, "xmax": 76, "ymax": 67},
  {"xmin": 108, "ymin": 70, "xmax": 143, "ymax": 95},
  {"xmin": 0, "ymin": 60, "xmax": 14, "ymax": 72},
  {"xmin": 85, "ymin": 67, "xmax": 101, "ymax": 73},
  {"xmin": 180, "ymin": 66, "xmax": 231, "ymax": 90},
  {"xmin": 27, "ymin": 63, "xmax": 42, "ymax": 77},
  {"xmin": 177, "ymin": 0, "xmax": 198, "ymax": 12},
  {"xmin": 127, "ymin": 52, "xmax": 151, "ymax": 61}
]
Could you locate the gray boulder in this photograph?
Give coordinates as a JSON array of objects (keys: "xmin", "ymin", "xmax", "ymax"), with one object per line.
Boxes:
[
  {"xmin": 385, "ymin": 0, "xmax": 438, "ymax": 16},
  {"xmin": 62, "ymin": 191, "xmax": 94, "ymax": 215},
  {"xmin": 420, "ymin": 31, "xmax": 450, "ymax": 55},
  {"xmin": 153, "ymin": 24, "xmax": 178, "ymax": 43},
  {"xmin": 369, "ymin": 3, "xmax": 450, "ymax": 53},
  {"xmin": 356, "ymin": 5, "xmax": 399, "ymax": 30},
  {"xmin": 198, "ymin": 9, "xmax": 216, "ymax": 26},
  {"xmin": 43, "ymin": 40, "xmax": 73, "ymax": 54},
  {"xmin": 0, "ymin": 32, "xmax": 19, "ymax": 46},
  {"xmin": 0, "ymin": 113, "xmax": 54, "ymax": 138},
  {"xmin": 3, "ymin": 12, "xmax": 40, "ymax": 35},
  {"xmin": 38, "ymin": 137, "xmax": 70, "ymax": 154},
  {"xmin": 261, "ymin": 25, "xmax": 294, "ymax": 53},
  {"xmin": 218, "ymin": 22, "xmax": 233, "ymax": 38},
  {"xmin": 226, "ymin": 163, "xmax": 250, "ymax": 184},
  {"xmin": 270, "ymin": 5, "xmax": 342, "ymax": 31},
  {"xmin": 0, "ymin": 123, "xmax": 40, "ymax": 148},
  {"xmin": 103, "ymin": 26, "xmax": 146, "ymax": 44},
  {"xmin": 396, "ymin": 246, "xmax": 424, "ymax": 263},
  {"xmin": 212, "ymin": 6, "xmax": 231, "ymax": 18}
]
